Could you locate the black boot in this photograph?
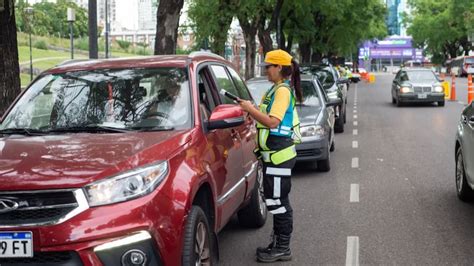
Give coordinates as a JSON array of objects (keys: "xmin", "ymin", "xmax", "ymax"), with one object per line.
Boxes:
[
  {"xmin": 256, "ymin": 234, "xmax": 292, "ymax": 263},
  {"xmin": 256, "ymin": 233, "xmax": 277, "ymax": 255}
]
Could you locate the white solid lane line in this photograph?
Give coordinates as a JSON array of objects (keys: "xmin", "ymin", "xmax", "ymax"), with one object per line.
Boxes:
[
  {"xmin": 346, "ymin": 236, "xmax": 360, "ymax": 266},
  {"xmin": 353, "ymin": 121, "xmax": 358, "ymax": 126},
  {"xmin": 351, "ymin": 157, "xmax": 359, "ymax": 168},
  {"xmin": 353, "ymin": 129, "xmax": 358, "ymax": 135},
  {"xmin": 352, "ymin": 141, "xmax": 358, "ymax": 148}
]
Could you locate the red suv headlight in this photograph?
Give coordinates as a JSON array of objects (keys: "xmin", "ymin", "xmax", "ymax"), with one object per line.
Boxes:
[{"xmin": 84, "ymin": 161, "xmax": 169, "ymax": 207}]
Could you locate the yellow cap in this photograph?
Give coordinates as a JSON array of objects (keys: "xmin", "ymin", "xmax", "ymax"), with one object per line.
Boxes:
[{"xmin": 258, "ymin": 49, "xmax": 293, "ymax": 67}]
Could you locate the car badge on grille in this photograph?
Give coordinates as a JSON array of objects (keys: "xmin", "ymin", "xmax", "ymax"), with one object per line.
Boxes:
[{"xmin": 0, "ymin": 198, "xmax": 19, "ymax": 213}]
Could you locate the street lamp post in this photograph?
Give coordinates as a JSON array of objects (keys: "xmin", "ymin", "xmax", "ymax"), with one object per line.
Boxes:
[
  {"xmin": 67, "ymin": 8, "xmax": 75, "ymax": 59},
  {"xmin": 25, "ymin": 7, "xmax": 34, "ymax": 82}
]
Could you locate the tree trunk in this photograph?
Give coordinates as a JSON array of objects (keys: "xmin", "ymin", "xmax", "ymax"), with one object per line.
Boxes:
[
  {"xmin": 285, "ymin": 32, "xmax": 293, "ymax": 53},
  {"xmin": 154, "ymin": 0, "xmax": 184, "ymax": 55},
  {"xmin": 311, "ymin": 51, "xmax": 323, "ymax": 63},
  {"xmin": 257, "ymin": 0, "xmax": 284, "ymax": 55},
  {"xmin": 242, "ymin": 29, "xmax": 257, "ymax": 80},
  {"xmin": 210, "ymin": 0, "xmax": 234, "ymax": 57},
  {"xmin": 239, "ymin": 14, "xmax": 258, "ymax": 80},
  {"xmin": 258, "ymin": 29, "xmax": 274, "ymax": 55},
  {"xmin": 0, "ymin": 0, "xmax": 21, "ymax": 116},
  {"xmin": 299, "ymin": 41, "xmax": 311, "ymax": 64}
]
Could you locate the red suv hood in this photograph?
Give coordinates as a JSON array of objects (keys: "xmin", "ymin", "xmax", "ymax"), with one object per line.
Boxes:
[{"xmin": 0, "ymin": 131, "xmax": 190, "ymax": 190}]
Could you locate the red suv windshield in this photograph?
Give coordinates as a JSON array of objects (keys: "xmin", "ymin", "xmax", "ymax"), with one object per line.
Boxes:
[{"xmin": 1, "ymin": 67, "xmax": 192, "ymax": 132}]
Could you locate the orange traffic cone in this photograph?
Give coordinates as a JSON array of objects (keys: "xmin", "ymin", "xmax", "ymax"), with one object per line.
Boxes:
[
  {"xmin": 468, "ymin": 74, "xmax": 474, "ymax": 104},
  {"xmin": 451, "ymin": 74, "xmax": 457, "ymax": 101}
]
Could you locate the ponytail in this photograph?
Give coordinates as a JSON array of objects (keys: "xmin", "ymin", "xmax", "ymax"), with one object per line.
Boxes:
[
  {"xmin": 280, "ymin": 59, "xmax": 302, "ymax": 103},
  {"xmin": 290, "ymin": 59, "xmax": 302, "ymax": 103}
]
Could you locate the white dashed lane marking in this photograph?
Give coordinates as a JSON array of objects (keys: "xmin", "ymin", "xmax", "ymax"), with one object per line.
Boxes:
[
  {"xmin": 351, "ymin": 157, "xmax": 359, "ymax": 168},
  {"xmin": 353, "ymin": 129, "xmax": 358, "ymax": 135},
  {"xmin": 350, "ymin": 184, "xmax": 360, "ymax": 202},
  {"xmin": 346, "ymin": 236, "xmax": 360, "ymax": 266},
  {"xmin": 352, "ymin": 141, "xmax": 358, "ymax": 149}
]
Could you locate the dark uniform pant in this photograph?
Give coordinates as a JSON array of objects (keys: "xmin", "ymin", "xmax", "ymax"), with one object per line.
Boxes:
[{"xmin": 263, "ymin": 158, "xmax": 296, "ymax": 236}]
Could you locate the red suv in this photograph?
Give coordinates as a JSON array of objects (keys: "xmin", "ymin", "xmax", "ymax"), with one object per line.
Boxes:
[{"xmin": 0, "ymin": 52, "xmax": 267, "ymax": 265}]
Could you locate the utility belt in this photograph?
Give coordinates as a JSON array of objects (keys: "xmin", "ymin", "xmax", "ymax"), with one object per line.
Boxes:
[{"xmin": 254, "ymin": 144, "xmax": 297, "ymax": 165}]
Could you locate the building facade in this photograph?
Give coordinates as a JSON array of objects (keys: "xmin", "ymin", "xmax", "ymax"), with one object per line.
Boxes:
[
  {"xmin": 359, "ymin": 36, "xmax": 424, "ymax": 70},
  {"xmin": 138, "ymin": 0, "xmax": 158, "ymax": 30}
]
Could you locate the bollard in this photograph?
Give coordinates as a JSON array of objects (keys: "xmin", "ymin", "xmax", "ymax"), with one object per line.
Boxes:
[
  {"xmin": 443, "ymin": 81, "xmax": 450, "ymax": 99},
  {"xmin": 369, "ymin": 73, "xmax": 375, "ymax": 83},
  {"xmin": 451, "ymin": 74, "xmax": 457, "ymax": 101},
  {"xmin": 468, "ymin": 74, "xmax": 474, "ymax": 104}
]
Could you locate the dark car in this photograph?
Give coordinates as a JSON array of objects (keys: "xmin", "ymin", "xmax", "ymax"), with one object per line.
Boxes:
[
  {"xmin": 301, "ymin": 64, "xmax": 348, "ymax": 133},
  {"xmin": 455, "ymin": 102, "xmax": 474, "ymax": 201},
  {"xmin": 0, "ymin": 52, "xmax": 267, "ymax": 265},
  {"xmin": 391, "ymin": 68, "xmax": 445, "ymax": 107},
  {"xmin": 246, "ymin": 75, "xmax": 341, "ymax": 171}
]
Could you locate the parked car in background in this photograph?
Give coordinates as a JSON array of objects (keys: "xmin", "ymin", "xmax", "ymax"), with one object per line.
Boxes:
[
  {"xmin": 301, "ymin": 64, "xmax": 348, "ymax": 133},
  {"xmin": 246, "ymin": 75, "xmax": 341, "ymax": 171},
  {"xmin": 391, "ymin": 68, "xmax": 445, "ymax": 107},
  {"xmin": 0, "ymin": 52, "xmax": 267, "ymax": 266},
  {"xmin": 455, "ymin": 102, "xmax": 474, "ymax": 201}
]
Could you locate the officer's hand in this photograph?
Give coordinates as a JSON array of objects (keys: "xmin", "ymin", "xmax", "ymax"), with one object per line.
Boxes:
[{"xmin": 238, "ymin": 100, "xmax": 254, "ymax": 112}]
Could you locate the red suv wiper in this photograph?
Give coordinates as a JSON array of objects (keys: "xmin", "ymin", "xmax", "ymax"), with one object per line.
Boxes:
[
  {"xmin": 133, "ymin": 126, "xmax": 175, "ymax": 132},
  {"xmin": 0, "ymin": 128, "xmax": 48, "ymax": 136},
  {"xmin": 47, "ymin": 125, "xmax": 131, "ymax": 133}
]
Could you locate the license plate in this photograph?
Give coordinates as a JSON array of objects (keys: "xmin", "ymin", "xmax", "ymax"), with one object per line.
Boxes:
[
  {"xmin": 0, "ymin": 232, "xmax": 33, "ymax": 258},
  {"xmin": 418, "ymin": 94, "xmax": 427, "ymax": 99}
]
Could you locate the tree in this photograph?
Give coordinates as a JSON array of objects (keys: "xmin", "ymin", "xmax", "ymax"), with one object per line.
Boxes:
[
  {"xmin": 0, "ymin": 0, "xmax": 21, "ymax": 116},
  {"xmin": 188, "ymin": 0, "xmax": 235, "ymax": 56},
  {"xmin": 154, "ymin": 0, "xmax": 184, "ymax": 55},
  {"xmin": 16, "ymin": 0, "xmax": 88, "ymax": 38},
  {"xmin": 17, "ymin": 1, "xmax": 86, "ymax": 37},
  {"xmin": 257, "ymin": 0, "xmax": 284, "ymax": 55},
  {"xmin": 294, "ymin": 0, "xmax": 386, "ymax": 64},
  {"xmin": 406, "ymin": 0, "xmax": 473, "ymax": 64},
  {"xmin": 235, "ymin": 0, "xmax": 262, "ymax": 79}
]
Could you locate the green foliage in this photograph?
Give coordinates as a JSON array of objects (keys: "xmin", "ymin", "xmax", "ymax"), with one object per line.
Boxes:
[
  {"xmin": 406, "ymin": 0, "xmax": 474, "ymax": 64},
  {"xmin": 294, "ymin": 0, "xmax": 387, "ymax": 59},
  {"xmin": 188, "ymin": 0, "xmax": 236, "ymax": 55},
  {"xmin": 116, "ymin": 40, "xmax": 131, "ymax": 51},
  {"xmin": 188, "ymin": 0, "xmax": 387, "ymax": 61},
  {"xmin": 33, "ymin": 40, "xmax": 48, "ymax": 50},
  {"xmin": 74, "ymin": 37, "xmax": 89, "ymax": 51},
  {"xmin": 15, "ymin": 0, "xmax": 88, "ymax": 38}
]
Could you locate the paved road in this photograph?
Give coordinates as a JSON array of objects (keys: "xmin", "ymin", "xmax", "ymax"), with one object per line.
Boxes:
[{"xmin": 218, "ymin": 73, "xmax": 473, "ymax": 265}]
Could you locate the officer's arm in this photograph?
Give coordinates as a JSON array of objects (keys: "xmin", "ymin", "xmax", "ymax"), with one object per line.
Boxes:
[{"xmin": 245, "ymin": 106, "xmax": 281, "ymax": 128}]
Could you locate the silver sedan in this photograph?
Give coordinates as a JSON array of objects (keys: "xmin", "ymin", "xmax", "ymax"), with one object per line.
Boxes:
[{"xmin": 455, "ymin": 102, "xmax": 474, "ymax": 200}]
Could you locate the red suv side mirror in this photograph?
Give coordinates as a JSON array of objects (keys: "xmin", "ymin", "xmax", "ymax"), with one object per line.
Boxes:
[{"xmin": 207, "ymin": 104, "xmax": 245, "ymax": 130}]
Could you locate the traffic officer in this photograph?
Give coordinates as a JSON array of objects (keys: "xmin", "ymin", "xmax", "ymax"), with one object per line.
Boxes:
[{"xmin": 238, "ymin": 49, "xmax": 302, "ymax": 263}]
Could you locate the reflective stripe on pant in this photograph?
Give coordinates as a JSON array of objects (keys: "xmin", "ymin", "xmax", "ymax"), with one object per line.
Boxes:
[{"xmin": 263, "ymin": 158, "xmax": 296, "ymax": 236}]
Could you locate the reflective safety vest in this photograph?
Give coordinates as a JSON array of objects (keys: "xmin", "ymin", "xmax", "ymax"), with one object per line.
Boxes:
[{"xmin": 254, "ymin": 81, "xmax": 302, "ymax": 165}]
